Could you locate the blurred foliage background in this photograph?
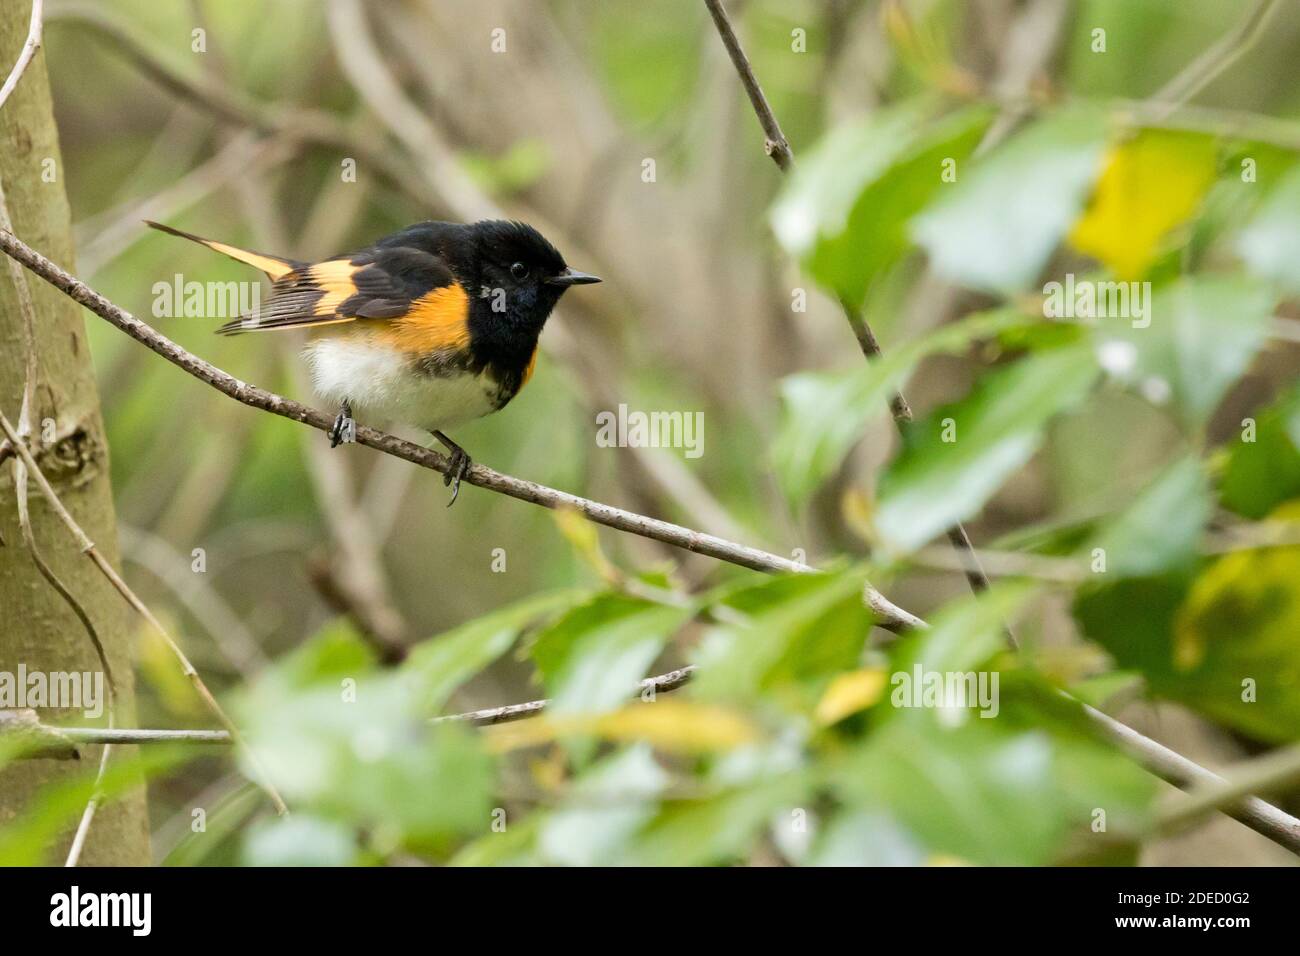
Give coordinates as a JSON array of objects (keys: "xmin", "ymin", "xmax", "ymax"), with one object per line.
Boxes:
[{"xmin": 4, "ymin": 0, "xmax": 1300, "ymax": 866}]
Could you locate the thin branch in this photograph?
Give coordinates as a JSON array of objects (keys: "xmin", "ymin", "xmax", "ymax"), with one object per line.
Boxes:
[
  {"xmin": 433, "ymin": 665, "xmax": 700, "ymax": 726},
  {"xmin": 1154, "ymin": 740, "xmax": 1300, "ymax": 837},
  {"xmin": 0, "ymin": 228, "xmax": 923, "ymax": 632},
  {"xmin": 23, "ymin": 666, "xmax": 703, "ymax": 741},
  {"xmin": 701, "ymin": 0, "xmax": 995, "ymax": 599},
  {"xmin": 0, "ymin": 411, "xmax": 289, "ymax": 816},
  {"xmin": 0, "ymin": 0, "xmax": 43, "ymax": 111},
  {"xmin": 1150, "ymin": 0, "xmax": 1282, "ymax": 119},
  {"xmin": 64, "ymin": 740, "xmax": 111, "ymax": 867},
  {"xmin": 1082, "ymin": 703, "xmax": 1300, "ymax": 854},
  {"xmin": 701, "ymin": 0, "xmax": 793, "ymax": 170}
]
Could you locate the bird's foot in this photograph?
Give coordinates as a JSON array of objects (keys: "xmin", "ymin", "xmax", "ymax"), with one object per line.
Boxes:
[
  {"xmin": 329, "ymin": 402, "xmax": 356, "ymax": 448},
  {"xmin": 434, "ymin": 431, "xmax": 472, "ymax": 508}
]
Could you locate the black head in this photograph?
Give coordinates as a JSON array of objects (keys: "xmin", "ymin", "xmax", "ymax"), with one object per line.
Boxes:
[{"xmin": 467, "ymin": 220, "xmax": 600, "ymax": 334}]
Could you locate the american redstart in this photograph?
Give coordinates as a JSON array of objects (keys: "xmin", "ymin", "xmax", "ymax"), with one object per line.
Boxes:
[{"xmin": 147, "ymin": 219, "xmax": 600, "ymax": 504}]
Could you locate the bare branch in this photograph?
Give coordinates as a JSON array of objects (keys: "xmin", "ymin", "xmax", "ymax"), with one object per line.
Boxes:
[
  {"xmin": 1154, "ymin": 740, "xmax": 1300, "ymax": 837},
  {"xmin": 1085, "ymin": 703, "xmax": 1300, "ymax": 854},
  {"xmin": 21, "ymin": 666, "xmax": 702, "ymax": 740},
  {"xmin": 701, "ymin": 0, "xmax": 793, "ymax": 170},
  {"xmin": 433, "ymin": 666, "xmax": 700, "ymax": 727},
  {"xmin": 0, "ymin": 228, "xmax": 924, "ymax": 632}
]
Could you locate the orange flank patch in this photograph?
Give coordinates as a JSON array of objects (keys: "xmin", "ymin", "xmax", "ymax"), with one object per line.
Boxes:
[
  {"xmin": 371, "ymin": 283, "xmax": 471, "ymax": 355},
  {"xmin": 521, "ymin": 346, "xmax": 539, "ymax": 387}
]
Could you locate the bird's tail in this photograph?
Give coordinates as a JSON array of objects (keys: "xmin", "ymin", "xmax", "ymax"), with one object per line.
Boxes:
[{"xmin": 145, "ymin": 220, "xmax": 304, "ymax": 280}]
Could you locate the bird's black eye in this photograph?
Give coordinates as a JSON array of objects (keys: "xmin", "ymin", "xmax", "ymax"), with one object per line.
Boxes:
[{"xmin": 510, "ymin": 262, "xmax": 529, "ymax": 280}]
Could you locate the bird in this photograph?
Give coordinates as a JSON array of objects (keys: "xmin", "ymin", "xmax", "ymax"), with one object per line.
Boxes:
[{"xmin": 146, "ymin": 218, "xmax": 601, "ymax": 505}]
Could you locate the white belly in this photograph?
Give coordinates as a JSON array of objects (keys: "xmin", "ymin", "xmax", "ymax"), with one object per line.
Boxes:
[{"xmin": 304, "ymin": 338, "xmax": 498, "ymax": 432}]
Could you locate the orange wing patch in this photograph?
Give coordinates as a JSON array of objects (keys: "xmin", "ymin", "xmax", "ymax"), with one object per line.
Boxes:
[
  {"xmin": 306, "ymin": 260, "xmax": 364, "ymax": 317},
  {"xmin": 371, "ymin": 283, "xmax": 471, "ymax": 355}
]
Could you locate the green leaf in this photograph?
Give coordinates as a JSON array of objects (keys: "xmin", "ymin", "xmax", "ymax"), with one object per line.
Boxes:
[
  {"xmin": 530, "ymin": 593, "xmax": 689, "ymax": 715},
  {"xmin": 807, "ymin": 810, "xmax": 927, "ymax": 866},
  {"xmin": 1173, "ymin": 524, "xmax": 1300, "ymax": 742},
  {"xmin": 912, "ymin": 109, "xmax": 1109, "ymax": 294},
  {"xmin": 876, "ymin": 345, "xmax": 1099, "ymax": 552},
  {"xmin": 892, "ymin": 581, "xmax": 1038, "ymax": 678},
  {"xmin": 273, "ymin": 619, "xmax": 378, "ymax": 690},
  {"xmin": 611, "ymin": 774, "xmax": 808, "ymax": 866},
  {"xmin": 1221, "ymin": 380, "xmax": 1300, "ymax": 519},
  {"xmin": 449, "ymin": 815, "xmax": 542, "ymax": 867},
  {"xmin": 692, "ymin": 568, "xmax": 874, "ymax": 705},
  {"xmin": 1236, "ymin": 163, "xmax": 1300, "ymax": 294},
  {"xmin": 240, "ymin": 671, "xmax": 493, "ymax": 850},
  {"xmin": 402, "ymin": 589, "xmax": 582, "ymax": 713},
  {"xmin": 771, "ymin": 307, "xmax": 1033, "ymax": 504},
  {"xmin": 1075, "ymin": 534, "xmax": 1300, "ymax": 743},
  {"xmin": 771, "ymin": 102, "xmax": 992, "ymax": 303},
  {"xmin": 837, "ymin": 678, "xmax": 1152, "ymax": 865},
  {"xmin": 539, "ymin": 745, "xmax": 668, "ymax": 866},
  {"xmin": 1086, "ymin": 456, "xmax": 1211, "ymax": 576},
  {"xmin": 242, "ymin": 815, "xmax": 359, "ymax": 867},
  {"xmin": 1094, "ymin": 275, "xmax": 1275, "ymax": 429},
  {"xmin": 846, "ymin": 721, "xmax": 1061, "ymax": 864}
]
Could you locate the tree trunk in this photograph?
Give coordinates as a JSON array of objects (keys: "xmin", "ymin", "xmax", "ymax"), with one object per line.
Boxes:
[{"xmin": 0, "ymin": 4, "xmax": 150, "ymax": 864}]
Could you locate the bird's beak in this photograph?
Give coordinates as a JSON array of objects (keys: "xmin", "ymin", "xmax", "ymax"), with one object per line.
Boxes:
[{"xmin": 546, "ymin": 268, "xmax": 602, "ymax": 286}]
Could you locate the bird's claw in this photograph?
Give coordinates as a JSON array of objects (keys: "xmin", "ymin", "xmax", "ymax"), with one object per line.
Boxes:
[
  {"xmin": 329, "ymin": 405, "xmax": 356, "ymax": 448},
  {"xmin": 444, "ymin": 446, "xmax": 471, "ymax": 508},
  {"xmin": 432, "ymin": 431, "xmax": 472, "ymax": 507}
]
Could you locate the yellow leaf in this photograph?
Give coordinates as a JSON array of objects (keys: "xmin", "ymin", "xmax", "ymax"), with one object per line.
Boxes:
[
  {"xmin": 485, "ymin": 700, "xmax": 758, "ymax": 754},
  {"xmin": 1174, "ymin": 501, "xmax": 1300, "ymax": 672},
  {"xmin": 1069, "ymin": 130, "xmax": 1217, "ymax": 279},
  {"xmin": 553, "ymin": 506, "xmax": 618, "ymax": 583},
  {"xmin": 840, "ymin": 488, "xmax": 876, "ymax": 545},
  {"xmin": 136, "ymin": 613, "xmax": 204, "ymax": 718},
  {"xmin": 815, "ymin": 667, "xmax": 888, "ymax": 726}
]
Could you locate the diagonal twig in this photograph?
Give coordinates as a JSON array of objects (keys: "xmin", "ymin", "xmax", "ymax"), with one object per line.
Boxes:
[
  {"xmin": 701, "ymin": 0, "xmax": 995, "ymax": 598},
  {"xmin": 0, "ymin": 228, "xmax": 924, "ymax": 632}
]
